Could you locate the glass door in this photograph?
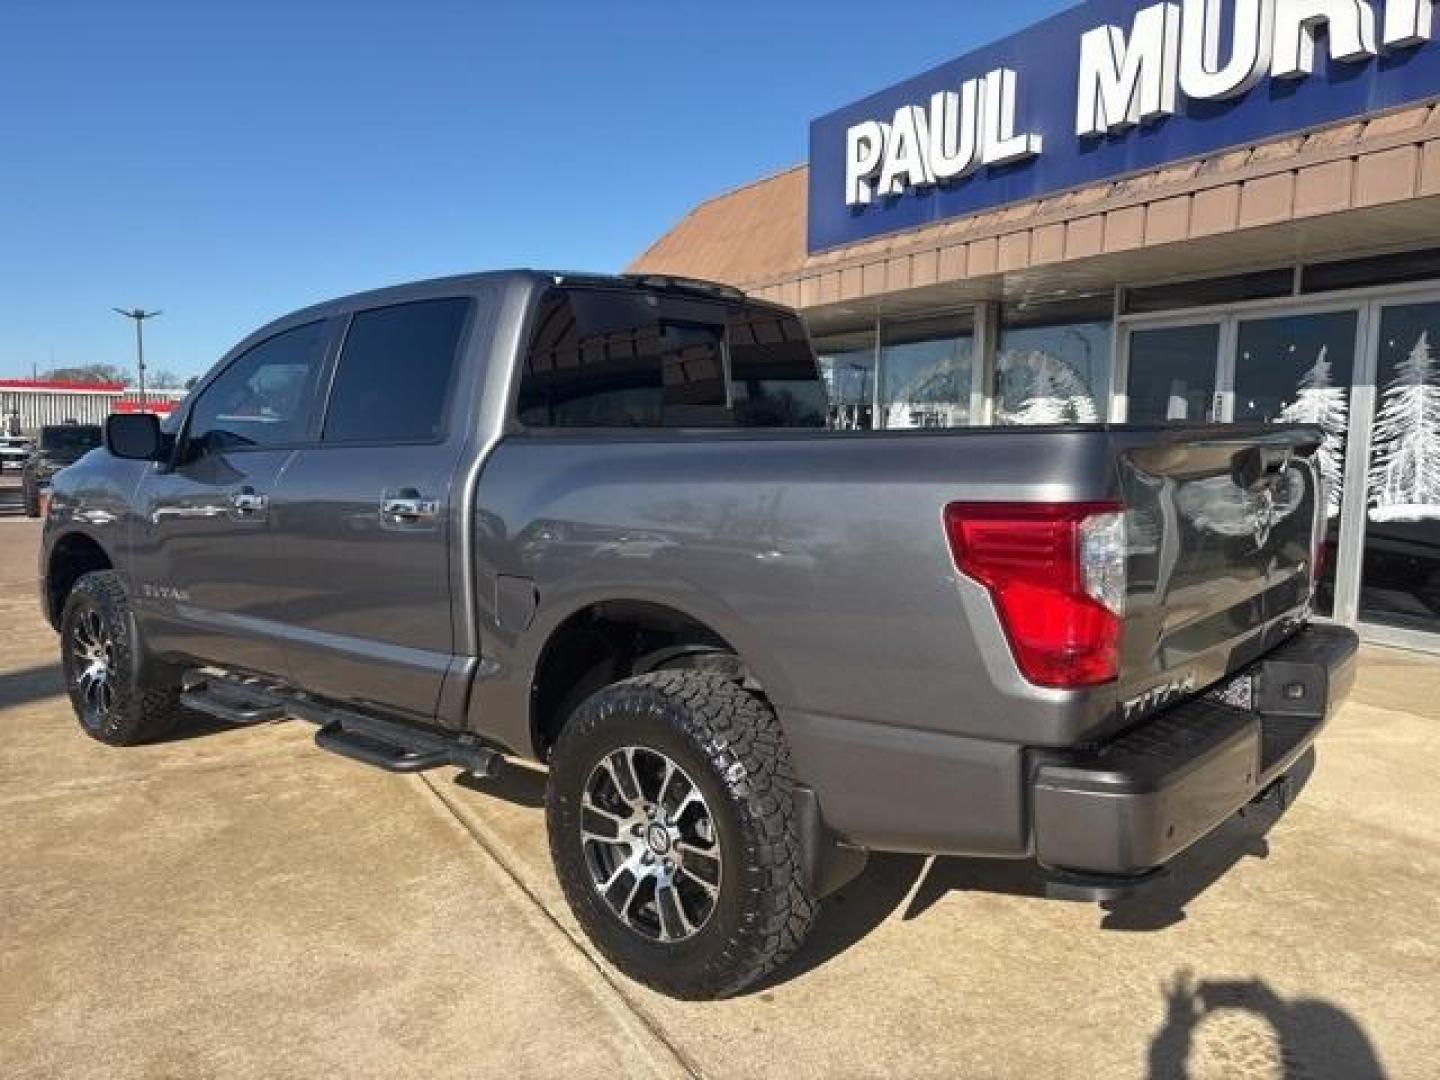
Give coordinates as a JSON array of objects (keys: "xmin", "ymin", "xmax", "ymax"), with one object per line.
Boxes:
[
  {"xmin": 1122, "ymin": 293, "xmax": 1440, "ymax": 649},
  {"xmin": 1123, "ymin": 322, "xmax": 1223, "ymax": 423},
  {"xmin": 1231, "ymin": 310, "xmax": 1359, "ymax": 616},
  {"xmin": 1358, "ymin": 301, "xmax": 1440, "ymax": 638}
]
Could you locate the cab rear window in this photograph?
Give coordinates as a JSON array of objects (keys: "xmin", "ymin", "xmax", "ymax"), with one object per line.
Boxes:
[{"xmin": 517, "ymin": 288, "xmax": 826, "ymax": 429}]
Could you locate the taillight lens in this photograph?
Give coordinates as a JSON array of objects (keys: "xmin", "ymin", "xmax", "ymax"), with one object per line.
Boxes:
[{"xmin": 944, "ymin": 502, "xmax": 1126, "ymax": 689}]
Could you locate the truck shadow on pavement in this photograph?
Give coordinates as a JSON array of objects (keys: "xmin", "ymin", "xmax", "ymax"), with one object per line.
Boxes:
[
  {"xmin": 758, "ymin": 755, "xmax": 1318, "ymax": 993},
  {"xmin": 907, "ymin": 751, "xmax": 1316, "ymax": 933},
  {"xmin": 0, "ymin": 661, "xmax": 64, "ymax": 710},
  {"xmin": 454, "ymin": 759, "xmax": 547, "ymax": 808}
]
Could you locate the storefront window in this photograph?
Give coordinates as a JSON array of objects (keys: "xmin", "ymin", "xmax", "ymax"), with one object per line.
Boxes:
[
  {"xmin": 879, "ymin": 315, "xmax": 973, "ymax": 429},
  {"xmin": 1126, "ymin": 324, "xmax": 1220, "ymax": 423},
  {"xmin": 997, "ymin": 304, "xmax": 1112, "ymax": 425},
  {"xmin": 813, "ymin": 327, "xmax": 877, "ymax": 430},
  {"xmin": 1361, "ymin": 302, "xmax": 1440, "ymax": 634}
]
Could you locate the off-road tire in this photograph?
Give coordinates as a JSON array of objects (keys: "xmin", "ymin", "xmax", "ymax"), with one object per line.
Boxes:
[
  {"xmin": 60, "ymin": 571, "xmax": 186, "ymax": 745},
  {"xmin": 546, "ymin": 671, "xmax": 817, "ymax": 1000}
]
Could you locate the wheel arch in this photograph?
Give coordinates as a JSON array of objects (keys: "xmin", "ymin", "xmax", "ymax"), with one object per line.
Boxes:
[
  {"xmin": 44, "ymin": 529, "xmax": 117, "ymax": 630},
  {"xmin": 527, "ymin": 595, "xmax": 784, "ymax": 760}
]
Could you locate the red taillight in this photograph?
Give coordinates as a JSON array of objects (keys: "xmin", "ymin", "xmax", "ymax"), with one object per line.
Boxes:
[{"xmin": 944, "ymin": 502, "xmax": 1124, "ymax": 689}]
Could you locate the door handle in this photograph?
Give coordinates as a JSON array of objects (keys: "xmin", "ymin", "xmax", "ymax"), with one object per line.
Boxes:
[
  {"xmin": 231, "ymin": 487, "xmax": 269, "ymax": 516},
  {"xmin": 381, "ymin": 492, "xmax": 439, "ymax": 524}
]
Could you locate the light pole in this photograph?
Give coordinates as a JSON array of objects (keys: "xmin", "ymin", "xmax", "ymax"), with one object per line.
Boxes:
[{"xmin": 112, "ymin": 307, "xmax": 161, "ymax": 407}]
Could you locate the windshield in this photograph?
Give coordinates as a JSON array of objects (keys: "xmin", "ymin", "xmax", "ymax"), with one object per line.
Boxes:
[{"xmin": 39, "ymin": 425, "xmax": 102, "ymax": 457}]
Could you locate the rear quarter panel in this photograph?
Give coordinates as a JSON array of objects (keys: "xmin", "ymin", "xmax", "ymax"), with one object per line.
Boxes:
[{"xmin": 470, "ymin": 427, "xmax": 1126, "ymax": 758}]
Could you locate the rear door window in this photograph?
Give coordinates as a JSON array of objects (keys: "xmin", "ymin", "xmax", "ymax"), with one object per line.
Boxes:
[
  {"xmin": 517, "ymin": 288, "xmax": 825, "ymax": 428},
  {"xmin": 323, "ymin": 298, "xmax": 471, "ymax": 444}
]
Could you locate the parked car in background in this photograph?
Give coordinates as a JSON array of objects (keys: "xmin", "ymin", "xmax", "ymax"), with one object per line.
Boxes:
[
  {"xmin": 40, "ymin": 271, "xmax": 1356, "ymax": 999},
  {"xmin": 22, "ymin": 424, "xmax": 103, "ymax": 516},
  {"xmin": 0, "ymin": 433, "xmax": 34, "ymax": 475}
]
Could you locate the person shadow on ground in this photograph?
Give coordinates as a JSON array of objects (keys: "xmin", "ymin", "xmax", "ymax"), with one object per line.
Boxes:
[{"xmin": 1147, "ymin": 969, "xmax": 1387, "ymax": 1080}]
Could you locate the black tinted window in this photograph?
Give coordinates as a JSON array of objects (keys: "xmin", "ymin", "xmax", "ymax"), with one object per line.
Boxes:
[
  {"xmin": 189, "ymin": 321, "xmax": 330, "ymax": 452},
  {"xmin": 324, "ymin": 298, "xmax": 471, "ymax": 443},
  {"xmin": 39, "ymin": 425, "xmax": 102, "ymax": 454},
  {"xmin": 517, "ymin": 288, "xmax": 825, "ymax": 428}
]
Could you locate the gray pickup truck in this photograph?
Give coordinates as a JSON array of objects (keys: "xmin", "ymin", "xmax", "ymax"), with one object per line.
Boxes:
[{"xmin": 41, "ymin": 270, "xmax": 1356, "ymax": 999}]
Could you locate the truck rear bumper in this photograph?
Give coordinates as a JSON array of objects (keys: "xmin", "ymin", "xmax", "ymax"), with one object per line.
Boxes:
[{"xmin": 1031, "ymin": 623, "xmax": 1358, "ymax": 876}]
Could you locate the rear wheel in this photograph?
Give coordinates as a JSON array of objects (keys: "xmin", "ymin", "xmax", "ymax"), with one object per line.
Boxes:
[
  {"xmin": 546, "ymin": 671, "xmax": 816, "ymax": 999},
  {"xmin": 61, "ymin": 571, "xmax": 186, "ymax": 745}
]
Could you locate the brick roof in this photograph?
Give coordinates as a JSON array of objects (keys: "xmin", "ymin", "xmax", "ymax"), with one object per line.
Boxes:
[{"xmin": 627, "ymin": 166, "xmax": 808, "ymax": 288}]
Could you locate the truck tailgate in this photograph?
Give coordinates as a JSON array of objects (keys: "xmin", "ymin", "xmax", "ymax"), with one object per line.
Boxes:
[{"xmin": 1113, "ymin": 425, "xmax": 1325, "ymax": 726}]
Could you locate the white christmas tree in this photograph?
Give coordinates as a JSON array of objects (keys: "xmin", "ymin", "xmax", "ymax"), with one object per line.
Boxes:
[
  {"xmin": 1006, "ymin": 351, "xmax": 1099, "ymax": 425},
  {"xmin": 1277, "ymin": 346, "xmax": 1348, "ymax": 517},
  {"xmin": 1369, "ymin": 330, "xmax": 1440, "ymax": 522},
  {"xmin": 1012, "ymin": 361, "xmax": 1068, "ymax": 424}
]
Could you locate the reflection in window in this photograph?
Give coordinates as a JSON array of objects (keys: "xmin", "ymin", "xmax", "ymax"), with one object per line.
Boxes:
[
  {"xmin": 997, "ymin": 318, "xmax": 1111, "ymax": 425},
  {"xmin": 880, "ymin": 316, "xmax": 973, "ymax": 429},
  {"xmin": 1234, "ymin": 311, "xmax": 1357, "ymax": 618},
  {"xmin": 518, "ymin": 288, "xmax": 825, "ymax": 428},
  {"xmin": 814, "ymin": 327, "xmax": 877, "ymax": 431},
  {"xmin": 188, "ymin": 321, "xmax": 329, "ymax": 452},
  {"xmin": 1235, "ymin": 312, "xmax": 1356, "ymax": 519}
]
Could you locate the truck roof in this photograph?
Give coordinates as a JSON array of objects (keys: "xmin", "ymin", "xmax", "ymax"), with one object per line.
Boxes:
[{"xmin": 277, "ymin": 269, "xmax": 762, "ymax": 329}]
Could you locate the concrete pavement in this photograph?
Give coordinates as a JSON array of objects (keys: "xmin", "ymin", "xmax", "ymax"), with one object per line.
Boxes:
[{"xmin": 2, "ymin": 490, "xmax": 1438, "ymax": 1078}]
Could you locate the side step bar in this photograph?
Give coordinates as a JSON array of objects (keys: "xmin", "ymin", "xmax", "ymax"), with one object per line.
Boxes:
[
  {"xmin": 302, "ymin": 704, "xmax": 499, "ymax": 777},
  {"xmin": 181, "ymin": 677, "xmax": 288, "ymax": 725},
  {"xmin": 179, "ymin": 670, "xmax": 501, "ymax": 777}
]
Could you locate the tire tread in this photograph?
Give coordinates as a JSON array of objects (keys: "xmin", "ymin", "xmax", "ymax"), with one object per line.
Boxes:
[
  {"xmin": 547, "ymin": 671, "xmax": 817, "ymax": 999},
  {"xmin": 64, "ymin": 571, "xmax": 186, "ymax": 745}
]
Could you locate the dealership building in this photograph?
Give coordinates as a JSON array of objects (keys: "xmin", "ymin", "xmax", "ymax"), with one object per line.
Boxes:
[
  {"xmin": 0, "ymin": 380, "xmax": 183, "ymax": 431},
  {"xmin": 630, "ymin": 0, "xmax": 1440, "ymax": 652}
]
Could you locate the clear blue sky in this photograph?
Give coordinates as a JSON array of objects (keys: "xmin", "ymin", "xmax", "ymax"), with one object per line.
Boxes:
[{"xmin": 0, "ymin": 0, "xmax": 1070, "ymax": 381}]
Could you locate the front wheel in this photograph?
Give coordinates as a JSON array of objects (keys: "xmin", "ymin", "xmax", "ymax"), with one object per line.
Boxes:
[
  {"xmin": 60, "ymin": 571, "xmax": 186, "ymax": 745},
  {"xmin": 546, "ymin": 672, "xmax": 816, "ymax": 1000}
]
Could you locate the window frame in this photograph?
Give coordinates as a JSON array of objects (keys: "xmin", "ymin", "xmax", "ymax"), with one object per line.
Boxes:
[
  {"xmin": 177, "ymin": 317, "xmax": 342, "ymax": 460},
  {"xmin": 315, "ymin": 296, "xmax": 477, "ymax": 449}
]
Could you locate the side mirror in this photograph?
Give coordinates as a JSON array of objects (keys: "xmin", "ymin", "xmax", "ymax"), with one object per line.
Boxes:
[{"xmin": 104, "ymin": 413, "xmax": 166, "ymax": 462}]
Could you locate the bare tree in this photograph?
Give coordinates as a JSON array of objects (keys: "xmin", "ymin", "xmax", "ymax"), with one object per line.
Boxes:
[{"xmin": 41, "ymin": 362, "xmax": 127, "ymax": 384}]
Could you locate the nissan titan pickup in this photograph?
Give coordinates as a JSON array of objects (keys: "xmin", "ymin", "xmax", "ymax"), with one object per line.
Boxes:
[{"xmin": 40, "ymin": 271, "xmax": 1357, "ymax": 999}]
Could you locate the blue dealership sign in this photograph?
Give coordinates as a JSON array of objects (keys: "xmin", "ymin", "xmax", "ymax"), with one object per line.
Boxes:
[{"xmin": 808, "ymin": 0, "xmax": 1440, "ymax": 253}]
